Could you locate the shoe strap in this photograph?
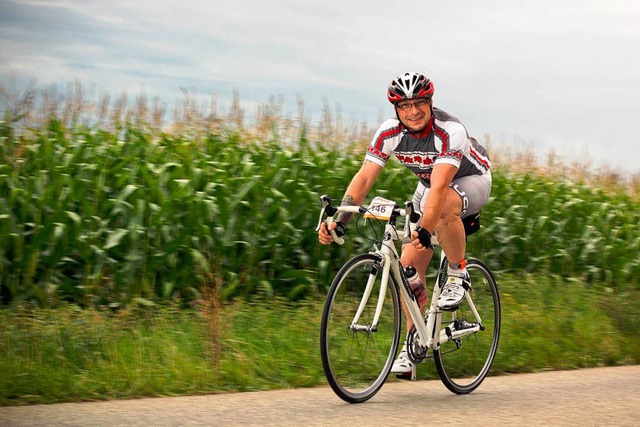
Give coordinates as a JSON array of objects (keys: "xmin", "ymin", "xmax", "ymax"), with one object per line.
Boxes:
[{"xmin": 447, "ymin": 272, "xmax": 470, "ymax": 291}]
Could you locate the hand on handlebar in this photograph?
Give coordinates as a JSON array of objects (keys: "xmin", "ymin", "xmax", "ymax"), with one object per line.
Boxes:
[{"xmin": 318, "ymin": 220, "xmax": 346, "ymax": 245}]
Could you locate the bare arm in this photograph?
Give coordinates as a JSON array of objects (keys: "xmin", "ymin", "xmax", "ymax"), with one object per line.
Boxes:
[
  {"xmin": 336, "ymin": 160, "xmax": 383, "ymax": 225},
  {"xmin": 318, "ymin": 160, "xmax": 383, "ymax": 245},
  {"xmin": 419, "ymin": 163, "xmax": 458, "ymax": 233}
]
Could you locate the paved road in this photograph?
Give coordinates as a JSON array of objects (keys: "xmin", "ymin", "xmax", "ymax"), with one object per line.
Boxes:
[{"xmin": 1, "ymin": 366, "xmax": 638, "ymax": 426}]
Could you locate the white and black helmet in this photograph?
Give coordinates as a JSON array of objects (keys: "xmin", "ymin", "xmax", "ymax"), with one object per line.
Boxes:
[{"xmin": 387, "ymin": 72, "xmax": 435, "ymax": 104}]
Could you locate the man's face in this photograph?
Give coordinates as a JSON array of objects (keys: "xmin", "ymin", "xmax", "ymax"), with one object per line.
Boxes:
[{"xmin": 395, "ymin": 98, "xmax": 431, "ymax": 132}]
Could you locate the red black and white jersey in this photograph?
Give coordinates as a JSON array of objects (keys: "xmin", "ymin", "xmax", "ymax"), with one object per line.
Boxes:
[{"xmin": 365, "ymin": 108, "xmax": 491, "ymax": 187}]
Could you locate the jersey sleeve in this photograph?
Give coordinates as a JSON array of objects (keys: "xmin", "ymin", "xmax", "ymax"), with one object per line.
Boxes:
[
  {"xmin": 434, "ymin": 122, "xmax": 469, "ymax": 169},
  {"xmin": 364, "ymin": 119, "xmax": 402, "ymax": 167}
]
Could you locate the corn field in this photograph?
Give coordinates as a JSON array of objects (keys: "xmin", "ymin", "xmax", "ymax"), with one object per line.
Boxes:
[
  {"xmin": 1, "ymin": 86, "xmax": 639, "ymax": 307},
  {"xmin": 472, "ymin": 171, "xmax": 640, "ymax": 286}
]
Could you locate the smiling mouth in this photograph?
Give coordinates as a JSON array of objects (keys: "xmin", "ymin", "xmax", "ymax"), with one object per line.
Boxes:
[
  {"xmin": 404, "ymin": 115, "xmax": 428, "ymax": 132},
  {"xmin": 407, "ymin": 115, "xmax": 424, "ymax": 123}
]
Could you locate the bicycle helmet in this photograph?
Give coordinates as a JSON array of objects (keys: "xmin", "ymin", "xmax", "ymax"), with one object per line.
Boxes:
[{"xmin": 387, "ymin": 72, "xmax": 434, "ymax": 104}]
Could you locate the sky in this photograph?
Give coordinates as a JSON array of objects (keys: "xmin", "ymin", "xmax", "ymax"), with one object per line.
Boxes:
[{"xmin": 1, "ymin": 0, "xmax": 639, "ymax": 173}]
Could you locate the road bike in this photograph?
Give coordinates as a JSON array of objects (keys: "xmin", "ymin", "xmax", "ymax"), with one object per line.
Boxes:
[{"xmin": 316, "ymin": 195, "xmax": 501, "ymax": 403}]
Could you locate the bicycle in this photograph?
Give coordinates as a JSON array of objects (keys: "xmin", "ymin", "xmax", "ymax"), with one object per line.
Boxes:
[{"xmin": 316, "ymin": 195, "xmax": 501, "ymax": 403}]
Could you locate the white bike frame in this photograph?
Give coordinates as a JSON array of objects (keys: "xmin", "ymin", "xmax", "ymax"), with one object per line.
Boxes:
[{"xmin": 322, "ymin": 200, "xmax": 483, "ymax": 352}]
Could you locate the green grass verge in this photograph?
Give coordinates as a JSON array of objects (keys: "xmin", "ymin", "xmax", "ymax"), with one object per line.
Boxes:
[{"xmin": 1, "ymin": 274, "xmax": 638, "ymax": 406}]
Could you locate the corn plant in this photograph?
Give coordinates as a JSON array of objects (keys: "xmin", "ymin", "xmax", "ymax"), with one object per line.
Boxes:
[
  {"xmin": 1, "ymin": 113, "xmax": 639, "ymax": 306},
  {"xmin": 468, "ymin": 171, "xmax": 640, "ymax": 291}
]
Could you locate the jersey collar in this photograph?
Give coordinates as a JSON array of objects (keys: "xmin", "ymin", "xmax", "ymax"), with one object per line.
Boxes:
[{"xmin": 403, "ymin": 114, "xmax": 434, "ymax": 139}]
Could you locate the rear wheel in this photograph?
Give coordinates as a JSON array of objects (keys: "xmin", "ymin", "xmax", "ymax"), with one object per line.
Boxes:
[
  {"xmin": 434, "ymin": 258, "xmax": 501, "ymax": 394},
  {"xmin": 320, "ymin": 254, "xmax": 402, "ymax": 403}
]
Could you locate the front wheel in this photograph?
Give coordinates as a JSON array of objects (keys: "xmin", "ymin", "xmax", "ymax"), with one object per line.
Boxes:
[
  {"xmin": 320, "ymin": 253, "xmax": 402, "ymax": 403},
  {"xmin": 434, "ymin": 258, "xmax": 501, "ymax": 394}
]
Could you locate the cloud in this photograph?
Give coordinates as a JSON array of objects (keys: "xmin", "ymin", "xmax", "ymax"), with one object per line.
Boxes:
[{"xmin": 1, "ymin": 0, "xmax": 639, "ymax": 171}]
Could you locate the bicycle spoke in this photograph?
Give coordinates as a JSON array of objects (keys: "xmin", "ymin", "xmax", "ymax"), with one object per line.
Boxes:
[
  {"xmin": 320, "ymin": 254, "xmax": 401, "ymax": 403},
  {"xmin": 434, "ymin": 258, "xmax": 501, "ymax": 394}
]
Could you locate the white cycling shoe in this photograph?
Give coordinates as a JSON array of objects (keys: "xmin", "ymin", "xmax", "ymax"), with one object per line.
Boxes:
[
  {"xmin": 391, "ymin": 342, "xmax": 416, "ymax": 380},
  {"xmin": 437, "ymin": 270, "xmax": 471, "ymax": 311}
]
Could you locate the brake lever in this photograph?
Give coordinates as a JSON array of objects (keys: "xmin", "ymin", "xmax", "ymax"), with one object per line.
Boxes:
[
  {"xmin": 315, "ymin": 206, "xmax": 327, "ymax": 232},
  {"xmin": 316, "ymin": 195, "xmax": 344, "ymax": 245}
]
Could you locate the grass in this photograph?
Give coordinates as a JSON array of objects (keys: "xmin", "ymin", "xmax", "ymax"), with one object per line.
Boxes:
[{"xmin": 1, "ymin": 274, "xmax": 638, "ymax": 406}]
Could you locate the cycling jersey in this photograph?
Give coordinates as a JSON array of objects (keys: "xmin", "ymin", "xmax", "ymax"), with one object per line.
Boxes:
[{"xmin": 365, "ymin": 108, "xmax": 491, "ymax": 187}]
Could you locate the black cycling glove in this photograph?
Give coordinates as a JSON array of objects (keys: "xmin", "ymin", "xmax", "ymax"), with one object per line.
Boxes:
[
  {"xmin": 414, "ymin": 226, "xmax": 433, "ymax": 248},
  {"xmin": 334, "ymin": 221, "xmax": 347, "ymax": 238}
]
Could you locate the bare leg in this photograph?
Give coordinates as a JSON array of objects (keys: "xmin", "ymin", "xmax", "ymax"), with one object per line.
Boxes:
[{"xmin": 434, "ymin": 187, "xmax": 465, "ymax": 266}]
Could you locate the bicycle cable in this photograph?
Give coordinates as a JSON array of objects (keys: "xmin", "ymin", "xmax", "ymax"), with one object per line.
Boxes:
[
  {"xmin": 327, "ymin": 198, "xmax": 400, "ymax": 253},
  {"xmin": 356, "ymin": 206, "xmax": 399, "ymax": 253}
]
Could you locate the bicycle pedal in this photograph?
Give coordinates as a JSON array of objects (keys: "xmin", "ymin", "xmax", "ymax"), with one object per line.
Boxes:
[
  {"xmin": 394, "ymin": 364, "xmax": 417, "ymax": 381},
  {"xmin": 395, "ymin": 373, "xmax": 413, "ymax": 380}
]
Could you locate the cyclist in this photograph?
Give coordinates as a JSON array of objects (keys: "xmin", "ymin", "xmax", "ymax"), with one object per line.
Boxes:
[{"xmin": 318, "ymin": 72, "xmax": 492, "ymax": 378}]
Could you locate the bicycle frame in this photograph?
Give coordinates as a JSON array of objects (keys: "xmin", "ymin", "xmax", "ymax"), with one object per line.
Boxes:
[{"xmin": 318, "ymin": 196, "xmax": 483, "ymax": 352}]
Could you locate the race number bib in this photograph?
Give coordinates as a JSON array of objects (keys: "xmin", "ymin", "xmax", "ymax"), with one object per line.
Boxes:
[{"xmin": 363, "ymin": 196, "xmax": 396, "ymax": 220}]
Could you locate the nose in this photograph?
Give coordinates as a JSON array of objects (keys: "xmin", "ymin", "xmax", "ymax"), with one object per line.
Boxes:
[{"xmin": 407, "ymin": 104, "xmax": 423, "ymax": 114}]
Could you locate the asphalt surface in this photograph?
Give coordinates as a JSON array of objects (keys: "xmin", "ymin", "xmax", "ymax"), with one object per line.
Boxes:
[{"xmin": 1, "ymin": 365, "xmax": 638, "ymax": 426}]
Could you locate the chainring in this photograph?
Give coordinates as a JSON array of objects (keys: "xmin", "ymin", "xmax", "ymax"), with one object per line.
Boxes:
[{"xmin": 406, "ymin": 325, "xmax": 429, "ymax": 364}]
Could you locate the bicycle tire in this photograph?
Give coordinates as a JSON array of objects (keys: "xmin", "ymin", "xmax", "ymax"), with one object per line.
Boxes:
[
  {"xmin": 433, "ymin": 258, "xmax": 501, "ymax": 394},
  {"xmin": 320, "ymin": 253, "xmax": 402, "ymax": 403}
]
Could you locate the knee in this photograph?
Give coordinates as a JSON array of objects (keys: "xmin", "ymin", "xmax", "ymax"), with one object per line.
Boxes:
[
  {"xmin": 435, "ymin": 209, "xmax": 461, "ymax": 232},
  {"xmin": 401, "ymin": 244, "xmax": 433, "ymax": 268},
  {"xmin": 400, "ymin": 245, "xmax": 418, "ymax": 265},
  {"xmin": 444, "ymin": 188, "xmax": 463, "ymax": 216},
  {"xmin": 435, "ymin": 192, "xmax": 463, "ymax": 228}
]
